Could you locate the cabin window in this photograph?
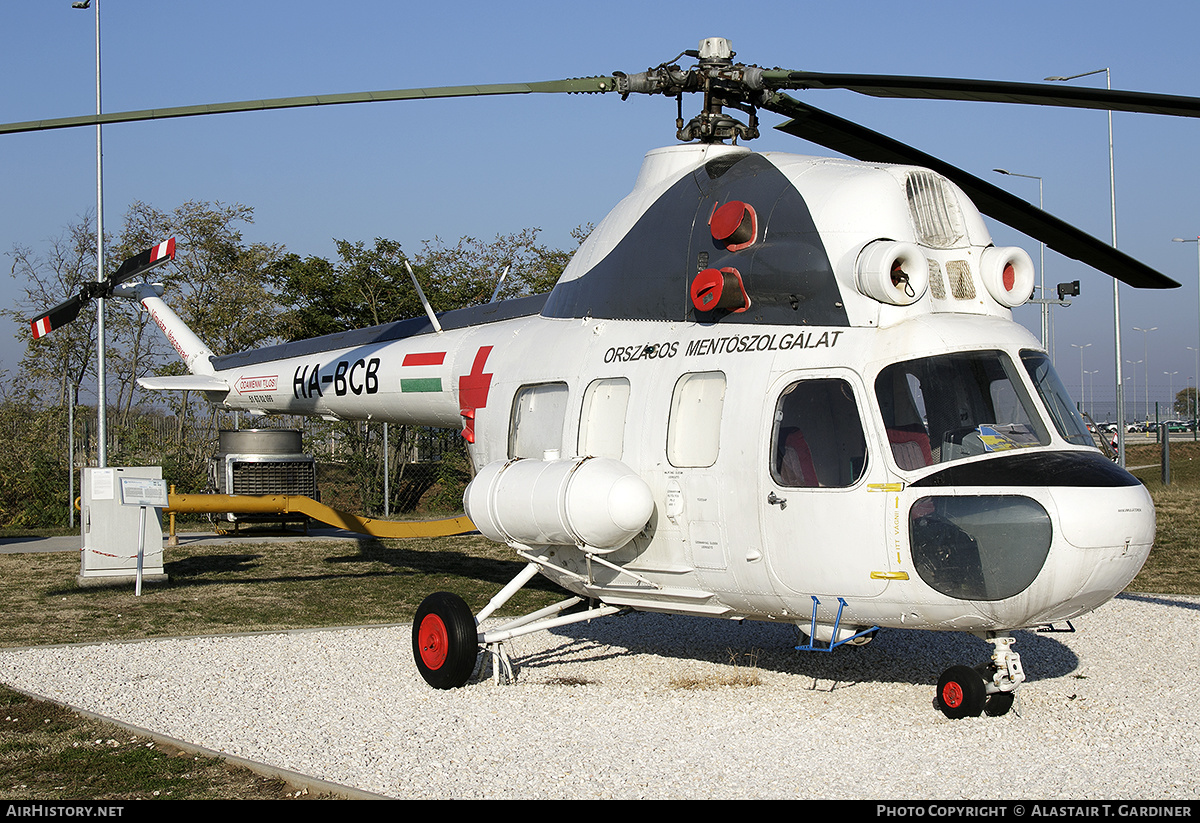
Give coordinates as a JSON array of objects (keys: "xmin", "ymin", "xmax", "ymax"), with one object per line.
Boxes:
[
  {"xmin": 509, "ymin": 382, "xmax": 569, "ymax": 459},
  {"xmin": 578, "ymin": 377, "xmax": 631, "ymax": 460},
  {"xmin": 667, "ymin": 371, "xmax": 726, "ymax": 467},
  {"xmin": 771, "ymin": 378, "xmax": 868, "ymax": 488},
  {"xmin": 1020, "ymin": 351, "xmax": 1094, "ymax": 447},
  {"xmin": 874, "ymin": 350, "xmax": 1049, "ymax": 468}
]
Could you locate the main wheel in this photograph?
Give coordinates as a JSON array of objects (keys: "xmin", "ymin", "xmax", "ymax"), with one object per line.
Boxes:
[
  {"xmin": 984, "ymin": 691, "xmax": 1016, "ymax": 717},
  {"xmin": 412, "ymin": 592, "xmax": 478, "ymax": 689},
  {"xmin": 935, "ymin": 665, "xmax": 987, "ymax": 719}
]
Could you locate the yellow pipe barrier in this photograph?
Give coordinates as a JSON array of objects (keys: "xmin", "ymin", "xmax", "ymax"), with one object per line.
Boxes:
[{"xmin": 166, "ymin": 493, "xmax": 475, "ymax": 540}]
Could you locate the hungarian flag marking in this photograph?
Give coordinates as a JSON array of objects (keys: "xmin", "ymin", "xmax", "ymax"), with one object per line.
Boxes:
[{"xmin": 400, "ymin": 351, "xmax": 445, "ymax": 392}]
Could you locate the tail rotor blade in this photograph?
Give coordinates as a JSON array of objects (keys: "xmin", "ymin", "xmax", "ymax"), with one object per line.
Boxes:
[
  {"xmin": 30, "ymin": 293, "xmax": 87, "ymax": 339},
  {"xmin": 27, "ymin": 238, "xmax": 177, "ymax": 338},
  {"xmin": 109, "ymin": 237, "xmax": 176, "ymax": 287}
]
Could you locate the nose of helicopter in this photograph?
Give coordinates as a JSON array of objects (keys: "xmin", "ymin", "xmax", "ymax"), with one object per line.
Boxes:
[
  {"xmin": 906, "ymin": 451, "xmax": 1156, "ymax": 629},
  {"xmin": 1037, "ymin": 480, "xmax": 1156, "ymax": 621}
]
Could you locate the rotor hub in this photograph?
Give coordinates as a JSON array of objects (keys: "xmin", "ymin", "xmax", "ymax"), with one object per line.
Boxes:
[{"xmin": 618, "ymin": 37, "xmax": 765, "ymax": 144}]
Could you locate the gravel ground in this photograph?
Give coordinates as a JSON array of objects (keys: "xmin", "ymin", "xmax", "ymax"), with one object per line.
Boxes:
[{"xmin": 1, "ymin": 592, "xmax": 1198, "ymax": 800}]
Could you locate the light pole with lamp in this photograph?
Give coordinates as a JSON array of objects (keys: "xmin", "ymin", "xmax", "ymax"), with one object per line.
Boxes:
[
  {"xmin": 993, "ymin": 169, "xmax": 1047, "ymax": 349},
  {"xmin": 1188, "ymin": 347, "xmax": 1200, "ymax": 433},
  {"xmin": 72, "ymin": 0, "xmax": 107, "ymax": 468},
  {"xmin": 1047, "ymin": 67, "xmax": 1122, "ymax": 464}
]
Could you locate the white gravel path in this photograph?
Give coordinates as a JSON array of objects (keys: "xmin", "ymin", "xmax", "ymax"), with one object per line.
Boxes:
[{"xmin": 2, "ymin": 593, "xmax": 1198, "ymax": 800}]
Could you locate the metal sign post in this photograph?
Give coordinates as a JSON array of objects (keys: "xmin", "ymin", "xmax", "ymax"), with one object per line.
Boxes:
[{"xmin": 119, "ymin": 477, "xmax": 168, "ymax": 596}]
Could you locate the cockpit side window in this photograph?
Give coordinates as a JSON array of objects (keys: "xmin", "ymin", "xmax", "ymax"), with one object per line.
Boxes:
[
  {"xmin": 1020, "ymin": 351, "xmax": 1094, "ymax": 447},
  {"xmin": 771, "ymin": 379, "xmax": 867, "ymax": 488},
  {"xmin": 875, "ymin": 351, "xmax": 1050, "ymax": 467}
]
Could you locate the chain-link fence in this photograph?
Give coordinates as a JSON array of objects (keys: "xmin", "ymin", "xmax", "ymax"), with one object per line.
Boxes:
[{"xmin": 0, "ymin": 398, "xmax": 468, "ymax": 531}]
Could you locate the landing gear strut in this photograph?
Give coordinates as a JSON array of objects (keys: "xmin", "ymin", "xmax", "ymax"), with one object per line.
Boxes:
[
  {"xmin": 412, "ymin": 561, "xmax": 626, "ymax": 688},
  {"xmin": 935, "ymin": 633, "xmax": 1024, "ymax": 719}
]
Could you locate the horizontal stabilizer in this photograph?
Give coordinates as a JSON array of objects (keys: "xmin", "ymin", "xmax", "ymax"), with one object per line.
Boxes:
[{"xmin": 138, "ymin": 374, "xmax": 229, "ymax": 392}]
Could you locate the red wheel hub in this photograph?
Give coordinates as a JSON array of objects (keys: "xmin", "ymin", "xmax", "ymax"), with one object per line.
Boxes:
[
  {"xmin": 417, "ymin": 613, "xmax": 449, "ymax": 670},
  {"xmin": 941, "ymin": 681, "xmax": 964, "ymax": 709}
]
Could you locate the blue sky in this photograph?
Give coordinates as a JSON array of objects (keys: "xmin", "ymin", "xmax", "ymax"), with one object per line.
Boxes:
[{"xmin": 4, "ymin": 0, "xmax": 1200, "ymax": 419}]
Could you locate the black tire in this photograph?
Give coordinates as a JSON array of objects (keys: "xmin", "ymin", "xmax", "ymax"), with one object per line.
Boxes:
[
  {"xmin": 984, "ymin": 691, "xmax": 1016, "ymax": 717},
  {"xmin": 935, "ymin": 665, "xmax": 987, "ymax": 719},
  {"xmin": 412, "ymin": 592, "xmax": 478, "ymax": 689}
]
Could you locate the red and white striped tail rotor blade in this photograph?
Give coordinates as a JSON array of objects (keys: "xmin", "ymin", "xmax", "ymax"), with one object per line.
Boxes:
[
  {"xmin": 27, "ymin": 238, "xmax": 177, "ymax": 338},
  {"xmin": 110, "ymin": 237, "xmax": 177, "ymax": 286},
  {"xmin": 29, "ymin": 293, "xmax": 86, "ymax": 339}
]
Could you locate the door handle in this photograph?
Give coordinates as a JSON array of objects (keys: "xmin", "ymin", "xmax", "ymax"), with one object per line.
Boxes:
[{"xmin": 767, "ymin": 492, "xmax": 787, "ymax": 510}]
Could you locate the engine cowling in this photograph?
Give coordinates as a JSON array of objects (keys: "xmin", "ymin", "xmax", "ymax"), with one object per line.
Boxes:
[
  {"xmin": 855, "ymin": 240, "xmax": 929, "ymax": 305},
  {"xmin": 980, "ymin": 245, "xmax": 1035, "ymax": 307}
]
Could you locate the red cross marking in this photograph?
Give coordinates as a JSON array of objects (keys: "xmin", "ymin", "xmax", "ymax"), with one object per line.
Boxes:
[{"xmin": 458, "ymin": 345, "xmax": 494, "ymax": 442}]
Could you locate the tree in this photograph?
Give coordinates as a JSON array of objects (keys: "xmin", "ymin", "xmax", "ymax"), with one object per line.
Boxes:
[
  {"xmin": 414, "ymin": 226, "xmax": 588, "ymax": 309},
  {"xmin": 4, "ymin": 213, "xmax": 107, "ymax": 409},
  {"xmin": 6, "ymin": 200, "xmax": 286, "ymax": 474},
  {"xmin": 1174, "ymin": 386, "xmax": 1197, "ymax": 419},
  {"xmin": 270, "ymin": 226, "xmax": 590, "ymax": 340},
  {"xmin": 118, "ymin": 200, "xmax": 284, "ymax": 357},
  {"xmin": 269, "ymin": 237, "xmax": 416, "ymax": 341}
]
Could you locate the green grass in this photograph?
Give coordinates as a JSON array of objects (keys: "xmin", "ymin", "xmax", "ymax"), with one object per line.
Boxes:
[
  {"xmin": 1125, "ymin": 441, "xmax": 1200, "ymax": 595},
  {"xmin": 0, "ymin": 684, "xmax": 305, "ymax": 800}
]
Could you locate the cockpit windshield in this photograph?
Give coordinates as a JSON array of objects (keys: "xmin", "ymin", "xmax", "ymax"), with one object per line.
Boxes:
[{"xmin": 875, "ymin": 350, "xmax": 1050, "ymax": 469}]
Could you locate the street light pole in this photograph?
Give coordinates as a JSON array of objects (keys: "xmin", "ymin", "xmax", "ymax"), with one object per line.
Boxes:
[
  {"xmin": 1047, "ymin": 68, "xmax": 1122, "ymax": 464},
  {"xmin": 993, "ymin": 169, "xmax": 1046, "ymax": 348},
  {"xmin": 73, "ymin": 0, "xmax": 106, "ymax": 467},
  {"xmin": 1189, "ymin": 347, "xmax": 1200, "ymax": 426}
]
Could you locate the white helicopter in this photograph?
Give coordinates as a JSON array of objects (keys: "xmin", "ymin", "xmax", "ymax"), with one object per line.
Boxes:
[{"xmin": 14, "ymin": 38, "xmax": 1196, "ymax": 718}]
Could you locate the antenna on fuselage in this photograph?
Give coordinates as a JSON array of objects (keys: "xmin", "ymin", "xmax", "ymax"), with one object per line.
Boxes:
[
  {"xmin": 488, "ymin": 265, "xmax": 511, "ymax": 304},
  {"xmin": 404, "ymin": 259, "xmax": 443, "ymax": 334}
]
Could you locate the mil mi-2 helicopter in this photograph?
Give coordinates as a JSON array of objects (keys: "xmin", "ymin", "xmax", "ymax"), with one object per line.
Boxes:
[{"xmin": 13, "ymin": 37, "xmax": 1196, "ymax": 718}]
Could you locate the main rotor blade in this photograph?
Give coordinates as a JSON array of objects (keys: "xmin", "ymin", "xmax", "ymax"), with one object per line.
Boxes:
[
  {"xmin": 765, "ymin": 71, "xmax": 1200, "ymax": 118},
  {"xmin": 0, "ymin": 77, "xmax": 616, "ymax": 135},
  {"xmin": 766, "ymin": 93, "xmax": 1180, "ymax": 290}
]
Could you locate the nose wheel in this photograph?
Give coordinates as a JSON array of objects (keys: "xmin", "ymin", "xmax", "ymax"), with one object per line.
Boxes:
[{"xmin": 934, "ymin": 634, "xmax": 1023, "ymax": 719}]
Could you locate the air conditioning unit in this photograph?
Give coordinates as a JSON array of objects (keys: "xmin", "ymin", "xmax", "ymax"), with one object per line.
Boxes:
[{"xmin": 209, "ymin": 429, "xmax": 317, "ymax": 529}]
